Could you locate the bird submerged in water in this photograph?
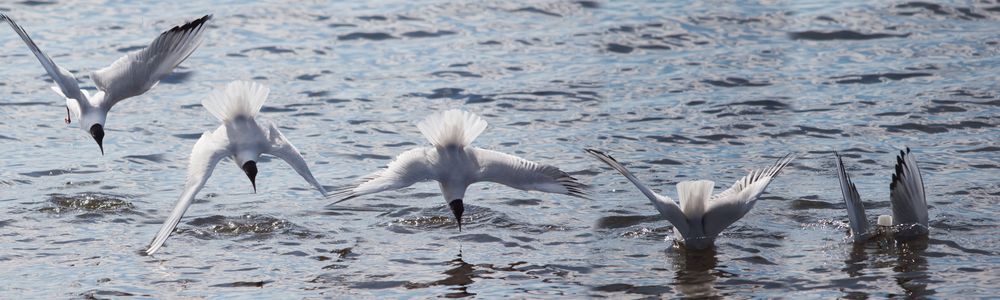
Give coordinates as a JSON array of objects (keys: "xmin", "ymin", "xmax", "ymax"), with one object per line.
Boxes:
[
  {"xmin": 330, "ymin": 109, "xmax": 588, "ymax": 230},
  {"xmin": 145, "ymin": 81, "xmax": 327, "ymax": 255},
  {"xmin": 0, "ymin": 14, "xmax": 211, "ymax": 154},
  {"xmin": 835, "ymin": 148, "xmax": 928, "ymax": 242},
  {"xmin": 586, "ymin": 149, "xmax": 795, "ymax": 250}
]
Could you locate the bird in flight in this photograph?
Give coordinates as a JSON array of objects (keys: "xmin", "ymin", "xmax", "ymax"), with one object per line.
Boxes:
[
  {"xmin": 0, "ymin": 14, "xmax": 212, "ymax": 154},
  {"xmin": 145, "ymin": 81, "xmax": 327, "ymax": 255},
  {"xmin": 329, "ymin": 109, "xmax": 588, "ymax": 230}
]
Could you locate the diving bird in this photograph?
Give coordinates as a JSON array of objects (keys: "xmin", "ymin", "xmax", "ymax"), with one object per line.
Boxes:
[
  {"xmin": 145, "ymin": 81, "xmax": 327, "ymax": 255},
  {"xmin": 0, "ymin": 14, "xmax": 211, "ymax": 154},
  {"xmin": 585, "ymin": 149, "xmax": 794, "ymax": 250},
  {"xmin": 329, "ymin": 109, "xmax": 588, "ymax": 230},
  {"xmin": 835, "ymin": 148, "xmax": 928, "ymax": 242}
]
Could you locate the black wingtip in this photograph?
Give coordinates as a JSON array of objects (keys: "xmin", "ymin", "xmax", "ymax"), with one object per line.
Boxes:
[
  {"xmin": 584, "ymin": 148, "xmax": 617, "ymax": 162},
  {"xmin": 169, "ymin": 14, "xmax": 212, "ymax": 33}
]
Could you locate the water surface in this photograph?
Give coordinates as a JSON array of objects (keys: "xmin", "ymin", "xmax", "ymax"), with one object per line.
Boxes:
[{"xmin": 0, "ymin": 0, "xmax": 997, "ymax": 298}]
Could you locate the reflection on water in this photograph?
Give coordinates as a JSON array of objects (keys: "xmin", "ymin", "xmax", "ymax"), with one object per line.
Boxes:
[
  {"xmin": 668, "ymin": 247, "xmax": 722, "ymax": 298},
  {"xmin": 406, "ymin": 248, "xmax": 478, "ymax": 298},
  {"xmin": 843, "ymin": 236, "xmax": 934, "ymax": 298}
]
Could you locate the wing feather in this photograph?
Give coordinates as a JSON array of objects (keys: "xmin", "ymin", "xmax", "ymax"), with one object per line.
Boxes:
[
  {"xmin": 1, "ymin": 14, "xmax": 85, "ymax": 105},
  {"xmin": 92, "ymin": 15, "xmax": 211, "ymax": 107},
  {"xmin": 474, "ymin": 148, "xmax": 588, "ymax": 199},
  {"xmin": 328, "ymin": 147, "xmax": 437, "ymax": 205},
  {"xmin": 145, "ymin": 130, "xmax": 229, "ymax": 255},
  {"xmin": 264, "ymin": 121, "xmax": 327, "ymax": 196},
  {"xmin": 889, "ymin": 148, "xmax": 928, "ymax": 227},
  {"xmin": 585, "ymin": 148, "xmax": 688, "ymax": 235},
  {"xmin": 702, "ymin": 154, "xmax": 795, "ymax": 237},
  {"xmin": 835, "ymin": 152, "xmax": 870, "ymax": 241}
]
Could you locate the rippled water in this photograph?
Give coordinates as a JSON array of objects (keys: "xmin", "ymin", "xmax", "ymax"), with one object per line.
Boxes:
[{"xmin": 1, "ymin": 0, "xmax": 998, "ymax": 298}]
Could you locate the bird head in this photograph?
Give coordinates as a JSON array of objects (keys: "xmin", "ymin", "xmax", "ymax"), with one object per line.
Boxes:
[
  {"xmin": 89, "ymin": 124, "xmax": 105, "ymax": 155},
  {"xmin": 449, "ymin": 199, "xmax": 464, "ymax": 231},
  {"xmin": 242, "ymin": 161, "xmax": 258, "ymax": 193}
]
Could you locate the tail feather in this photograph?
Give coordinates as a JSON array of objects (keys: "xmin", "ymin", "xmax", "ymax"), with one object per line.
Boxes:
[
  {"xmin": 202, "ymin": 81, "xmax": 269, "ymax": 122},
  {"xmin": 677, "ymin": 180, "xmax": 714, "ymax": 218},
  {"xmin": 416, "ymin": 109, "xmax": 488, "ymax": 148}
]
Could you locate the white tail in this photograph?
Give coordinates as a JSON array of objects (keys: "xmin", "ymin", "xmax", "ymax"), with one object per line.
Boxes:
[
  {"xmin": 677, "ymin": 180, "xmax": 714, "ymax": 217},
  {"xmin": 202, "ymin": 81, "xmax": 269, "ymax": 122},
  {"xmin": 416, "ymin": 109, "xmax": 488, "ymax": 148}
]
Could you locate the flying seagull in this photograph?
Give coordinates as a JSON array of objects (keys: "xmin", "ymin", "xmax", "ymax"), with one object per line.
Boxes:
[
  {"xmin": 835, "ymin": 148, "xmax": 928, "ymax": 242},
  {"xmin": 145, "ymin": 81, "xmax": 327, "ymax": 255},
  {"xmin": 585, "ymin": 149, "xmax": 794, "ymax": 250},
  {"xmin": 329, "ymin": 109, "xmax": 588, "ymax": 230},
  {"xmin": 0, "ymin": 14, "xmax": 211, "ymax": 154}
]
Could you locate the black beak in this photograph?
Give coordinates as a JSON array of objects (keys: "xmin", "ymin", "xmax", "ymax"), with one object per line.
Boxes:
[
  {"xmin": 242, "ymin": 161, "xmax": 258, "ymax": 193},
  {"xmin": 89, "ymin": 124, "xmax": 104, "ymax": 155},
  {"xmin": 449, "ymin": 199, "xmax": 464, "ymax": 231}
]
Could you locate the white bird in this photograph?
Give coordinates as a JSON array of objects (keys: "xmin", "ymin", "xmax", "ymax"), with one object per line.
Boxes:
[
  {"xmin": 145, "ymin": 81, "xmax": 328, "ymax": 255},
  {"xmin": 329, "ymin": 109, "xmax": 587, "ymax": 230},
  {"xmin": 0, "ymin": 14, "xmax": 211, "ymax": 154},
  {"xmin": 585, "ymin": 149, "xmax": 794, "ymax": 250},
  {"xmin": 835, "ymin": 148, "xmax": 928, "ymax": 242}
]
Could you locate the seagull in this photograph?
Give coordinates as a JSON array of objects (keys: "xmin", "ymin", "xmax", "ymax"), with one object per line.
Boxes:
[
  {"xmin": 145, "ymin": 81, "xmax": 328, "ymax": 255},
  {"xmin": 0, "ymin": 14, "xmax": 211, "ymax": 154},
  {"xmin": 585, "ymin": 149, "xmax": 795, "ymax": 250},
  {"xmin": 329, "ymin": 109, "xmax": 588, "ymax": 230},
  {"xmin": 835, "ymin": 148, "xmax": 928, "ymax": 242}
]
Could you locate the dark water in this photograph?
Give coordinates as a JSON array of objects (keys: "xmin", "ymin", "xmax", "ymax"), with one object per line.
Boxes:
[{"xmin": 1, "ymin": 0, "xmax": 998, "ymax": 298}]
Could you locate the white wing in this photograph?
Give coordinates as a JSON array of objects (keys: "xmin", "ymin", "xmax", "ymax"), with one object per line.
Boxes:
[
  {"xmin": 1, "ymin": 14, "xmax": 86, "ymax": 106},
  {"xmin": 264, "ymin": 121, "xmax": 327, "ymax": 196},
  {"xmin": 92, "ymin": 15, "xmax": 211, "ymax": 107},
  {"xmin": 145, "ymin": 130, "xmax": 230, "ymax": 255},
  {"xmin": 329, "ymin": 147, "xmax": 438, "ymax": 205},
  {"xmin": 702, "ymin": 154, "xmax": 795, "ymax": 237},
  {"xmin": 889, "ymin": 148, "xmax": 928, "ymax": 226},
  {"xmin": 585, "ymin": 149, "xmax": 688, "ymax": 235},
  {"xmin": 473, "ymin": 148, "xmax": 587, "ymax": 199},
  {"xmin": 835, "ymin": 152, "xmax": 870, "ymax": 241}
]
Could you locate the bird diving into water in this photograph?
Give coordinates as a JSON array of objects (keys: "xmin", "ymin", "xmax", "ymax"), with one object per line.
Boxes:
[
  {"xmin": 835, "ymin": 148, "xmax": 928, "ymax": 242},
  {"xmin": 0, "ymin": 14, "xmax": 211, "ymax": 154},
  {"xmin": 329, "ymin": 109, "xmax": 588, "ymax": 230},
  {"xmin": 145, "ymin": 81, "xmax": 327, "ymax": 255},
  {"xmin": 585, "ymin": 149, "xmax": 795, "ymax": 250}
]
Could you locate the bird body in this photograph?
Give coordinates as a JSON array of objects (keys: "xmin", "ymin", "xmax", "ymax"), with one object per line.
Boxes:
[
  {"xmin": 145, "ymin": 81, "xmax": 327, "ymax": 255},
  {"xmin": 586, "ymin": 149, "xmax": 794, "ymax": 250},
  {"xmin": 332, "ymin": 110, "xmax": 587, "ymax": 230}
]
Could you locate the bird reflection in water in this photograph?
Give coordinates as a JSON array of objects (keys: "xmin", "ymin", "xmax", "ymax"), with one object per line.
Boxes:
[
  {"xmin": 843, "ymin": 235, "xmax": 933, "ymax": 298},
  {"xmin": 406, "ymin": 247, "xmax": 479, "ymax": 298},
  {"xmin": 667, "ymin": 247, "xmax": 729, "ymax": 298}
]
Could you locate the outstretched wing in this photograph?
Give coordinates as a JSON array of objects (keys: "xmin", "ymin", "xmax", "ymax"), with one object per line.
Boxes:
[
  {"xmin": 585, "ymin": 149, "xmax": 688, "ymax": 235},
  {"xmin": 1, "ymin": 14, "xmax": 86, "ymax": 104},
  {"xmin": 702, "ymin": 154, "xmax": 795, "ymax": 237},
  {"xmin": 889, "ymin": 148, "xmax": 928, "ymax": 227},
  {"xmin": 145, "ymin": 130, "xmax": 229, "ymax": 255},
  {"xmin": 264, "ymin": 121, "xmax": 327, "ymax": 196},
  {"xmin": 835, "ymin": 152, "xmax": 870, "ymax": 241},
  {"xmin": 328, "ymin": 147, "xmax": 438, "ymax": 205},
  {"xmin": 473, "ymin": 148, "xmax": 588, "ymax": 199},
  {"xmin": 92, "ymin": 15, "xmax": 211, "ymax": 107}
]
